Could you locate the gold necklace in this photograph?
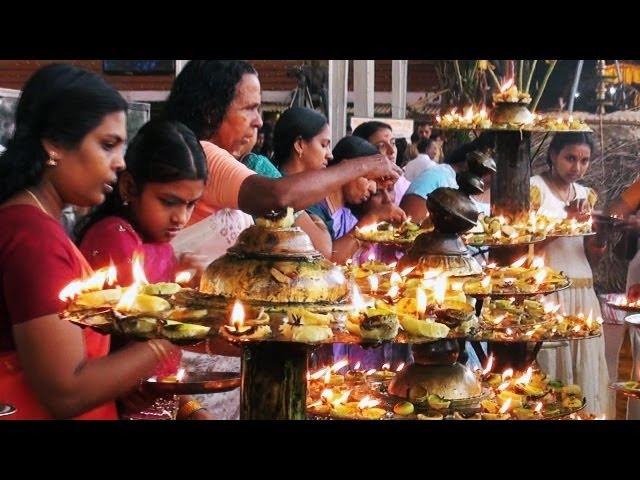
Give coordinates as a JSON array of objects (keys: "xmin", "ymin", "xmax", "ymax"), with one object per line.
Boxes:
[{"xmin": 24, "ymin": 189, "xmax": 50, "ymax": 215}]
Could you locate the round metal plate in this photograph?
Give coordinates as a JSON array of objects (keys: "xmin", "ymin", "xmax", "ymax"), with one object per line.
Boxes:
[{"xmin": 145, "ymin": 371, "xmax": 241, "ymax": 395}]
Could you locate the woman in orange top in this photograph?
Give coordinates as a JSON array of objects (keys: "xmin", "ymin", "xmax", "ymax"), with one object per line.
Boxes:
[{"xmin": 0, "ymin": 64, "xmax": 180, "ymax": 419}]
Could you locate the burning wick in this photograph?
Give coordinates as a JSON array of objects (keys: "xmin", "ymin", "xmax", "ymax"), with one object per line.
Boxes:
[
  {"xmin": 396, "ymin": 363, "xmax": 405, "ymax": 372},
  {"xmin": 369, "ymin": 275, "xmax": 379, "ymax": 295},
  {"xmin": 175, "ymin": 270, "xmax": 193, "ymax": 284},
  {"xmin": 353, "ymin": 361, "xmax": 361, "ymax": 371},
  {"xmin": 482, "ymin": 355, "xmax": 494, "ymax": 376}
]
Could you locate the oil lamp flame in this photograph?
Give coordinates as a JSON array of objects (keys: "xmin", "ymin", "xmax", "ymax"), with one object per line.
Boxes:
[
  {"xmin": 310, "ymin": 367, "xmax": 328, "ymax": 380},
  {"xmin": 400, "ymin": 266, "xmax": 415, "ymax": 277},
  {"xmin": 433, "ymin": 275, "xmax": 447, "ymax": 305},
  {"xmin": 351, "ymin": 285, "xmax": 366, "ymax": 313},
  {"xmin": 502, "ymin": 368, "xmax": 514, "ymax": 381},
  {"xmin": 382, "ymin": 363, "xmax": 390, "ymax": 370},
  {"xmin": 396, "ymin": 362, "xmax": 405, "ymax": 372},
  {"xmin": 387, "ymin": 285, "xmax": 400, "ymax": 299},
  {"xmin": 176, "ymin": 368, "xmax": 186, "ymax": 382},
  {"xmin": 368, "ymin": 252, "xmax": 376, "ymax": 262},
  {"xmin": 500, "ymin": 78, "xmax": 514, "ymax": 93},
  {"xmin": 354, "ymin": 361, "xmax": 361, "ymax": 371},
  {"xmin": 531, "ymin": 256, "xmax": 545, "ymax": 269},
  {"xmin": 390, "ymin": 272, "xmax": 402, "ymax": 286},
  {"xmin": 324, "ymin": 369, "xmax": 331, "ymax": 384},
  {"xmin": 511, "ymin": 256, "xmax": 527, "ymax": 268},
  {"xmin": 544, "ymin": 303, "xmax": 561, "ymax": 314},
  {"xmin": 115, "ymin": 283, "xmax": 141, "ymax": 312},
  {"xmin": 481, "ymin": 276, "xmax": 491, "ymax": 289},
  {"xmin": 534, "ymin": 402, "xmax": 543, "ymax": 414},
  {"xmin": 331, "ymin": 359, "xmax": 349, "ymax": 372},
  {"xmin": 482, "ymin": 355, "xmax": 494, "ymax": 375},
  {"xmin": 131, "ymin": 252, "xmax": 149, "ymax": 285},
  {"xmin": 497, "ymin": 381, "xmax": 511, "ymax": 391},
  {"xmin": 499, "ymin": 397, "xmax": 512, "ymax": 414},
  {"xmin": 534, "ymin": 269, "xmax": 547, "ymax": 284},
  {"xmin": 59, "ymin": 280, "xmax": 84, "ymax": 302},
  {"xmin": 368, "ymin": 275, "xmax": 379, "ymax": 294},
  {"xmin": 586, "ymin": 310, "xmax": 593, "ymax": 328},
  {"xmin": 357, "ymin": 396, "xmax": 380, "ymax": 410},
  {"xmin": 175, "ymin": 270, "xmax": 193, "ymax": 284},
  {"xmin": 106, "ymin": 262, "xmax": 117, "ymax": 287},
  {"xmin": 515, "ymin": 367, "xmax": 533, "ymax": 385},
  {"xmin": 416, "ymin": 288, "xmax": 427, "ymax": 318},
  {"xmin": 365, "ymin": 369, "xmax": 376, "ymax": 376},
  {"xmin": 230, "ymin": 300, "xmax": 245, "ymax": 329}
]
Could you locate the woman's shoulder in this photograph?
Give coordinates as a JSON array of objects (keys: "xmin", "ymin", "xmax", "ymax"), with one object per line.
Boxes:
[
  {"xmin": 243, "ymin": 153, "xmax": 282, "ymax": 178},
  {"xmin": 0, "ymin": 205, "xmax": 68, "ymax": 246}
]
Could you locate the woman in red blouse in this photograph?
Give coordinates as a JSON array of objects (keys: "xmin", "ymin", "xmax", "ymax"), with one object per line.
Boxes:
[{"xmin": 0, "ymin": 63, "xmax": 181, "ymax": 420}]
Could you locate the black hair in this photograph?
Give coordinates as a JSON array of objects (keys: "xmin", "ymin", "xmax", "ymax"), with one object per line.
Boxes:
[
  {"xmin": 445, "ymin": 132, "xmax": 496, "ymax": 166},
  {"xmin": 330, "ymin": 135, "xmax": 379, "ymax": 166},
  {"xmin": 417, "ymin": 137, "xmax": 436, "ymax": 154},
  {"xmin": 164, "ymin": 60, "xmax": 257, "ymax": 140},
  {"xmin": 271, "ymin": 107, "xmax": 328, "ymax": 169},
  {"xmin": 352, "ymin": 120, "xmax": 392, "ymax": 141},
  {"xmin": 75, "ymin": 119, "xmax": 207, "ymax": 241},
  {"xmin": 0, "ymin": 63, "xmax": 128, "ymax": 203},
  {"xmin": 396, "ymin": 137, "xmax": 409, "ymax": 168},
  {"xmin": 410, "ymin": 132, "xmax": 421, "ymax": 144},
  {"xmin": 546, "ymin": 132, "xmax": 594, "ymax": 168}
]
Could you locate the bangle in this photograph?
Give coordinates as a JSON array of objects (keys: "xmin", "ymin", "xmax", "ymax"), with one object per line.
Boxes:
[
  {"xmin": 177, "ymin": 399, "xmax": 205, "ymax": 419},
  {"xmin": 146, "ymin": 340, "xmax": 165, "ymax": 363}
]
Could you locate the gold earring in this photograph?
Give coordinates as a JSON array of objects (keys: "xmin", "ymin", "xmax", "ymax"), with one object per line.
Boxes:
[{"xmin": 46, "ymin": 153, "xmax": 57, "ymax": 167}]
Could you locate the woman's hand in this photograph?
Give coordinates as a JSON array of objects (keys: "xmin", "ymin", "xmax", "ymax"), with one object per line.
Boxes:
[
  {"xmin": 363, "ymin": 203, "xmax": 407, "ymax": 226},
  {"xmin": 351, "ymin": 155, "xmax": 402, "ymax": 186},
  {"xmin": 177, "ymin": 252, "xmax": 210, "ymax": 286},
  {"xmin": 566, "ymin": 198, "xmax": 592, "ymax": 222}
]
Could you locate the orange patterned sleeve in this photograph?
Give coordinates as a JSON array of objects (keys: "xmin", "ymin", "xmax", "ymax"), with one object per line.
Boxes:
[{"xmin": 189, "ymin": 141, "xmax": 256, "ymax": 225}]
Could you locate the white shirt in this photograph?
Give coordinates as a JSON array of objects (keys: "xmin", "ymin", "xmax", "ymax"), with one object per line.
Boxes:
[{"xmin": 403, "ymin": 153, "xmax": 437, "ymax": 182}]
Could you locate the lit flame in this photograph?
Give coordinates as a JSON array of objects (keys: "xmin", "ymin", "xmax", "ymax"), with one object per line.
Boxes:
[
  {"xmin": 492, "ymin": 315, "xmax": 506, "ymax": 325},
  {"xmin": 176, "ymin": 368, "xmax": 186, "ymax": 382},
  {"xmin": 534, "ymin": 402, "xmax": 543, "ymax": 414},
  {"xmin": 534, "ymin": 269, "xmax": 547, "ymax": 284},
  {"xmin": 531, "ymin": 256, "xmax": 545, "ymax": 269},
  {"xmin": 482, "ymin": 355, "xmax": 494, "ymax": 375},
  {"xmin": 499, "ymin": 78, "xmax": 514, "ymax": 93},
  {"xmin": 331, "ymin": 359, "xmax": 349, "ymax": 372},
  {"xmin": 390, "ymin": 272, "xmax": 402, "ymax": 286},
  {"xmin": 368, "ymin": 275, "xmax": 379, "ymax": 294},
  {"xmin": 433, "ymin": 275, "xmax": 447, "ymax": 305},
  {"xmin": 382, "ymin": 363, "xmax": 390, "ymax": 370},
  {"xmin": 498, "ymin": 381, "xmax": 511, "ymax": 391},
  {"xmin": 59, "ymin": 280, "xmax": 84, "ymax": 302},
  {"xmin": 352, "ymin": 285, "xmax": 366, "ymax": 313},
  {"xmin": 131, "ymin": 252, "xmax": 149, "ymax": 285},
  {"xmin": 416, "ymin": 288, "xmax": 427, "ymax": 317},
  {"xmin": 481, "ymin": 276, "xmax": 492, "ymax": 289},
  {"xmin": 324, "ymin": 369, "xmax": 331, "ymax": 384},
  {"xmin": 387, "ymin": 285, "xmax": 400, "ymax": 299},
  {"xmin": 357, "ymin": 396, "xmax": 380, "ymax": 410},
  {"xmin": 115, "ymin": 283, "xmax": 141, "ymax": 312},
  {"xmin": 368, "ymin": 252, "xmax": 376, "ymax": 262},
  {"xmin": 175, "ymin": 270, "xmax": 193, "ymax": 284},
  {"xmin": 499, "ymin": 397, "xmax": 512, "ymax": 414},
  {"xmin": 511, "ymin": 256, "xmax": 527, "ymax": 268},
  {"xmin": 450, "ymin": 280, "xmax": 464, "ymax": 292},
  {"xmin": 400, "ymin": 266, "xmax": 415, "ymax": 277},
  {"xmin": 486, "ymin": 262, "xmax": 497, "ymax": 270},
  {"xmin": 396, "ymin": 362, "xmax": 405, "ymax": 372},
  {"xmin": 320, "ymin": 388, "xmax": 333, "ymax": 402},
  {"xmin": 106, "ymin": 261, "xmax": 117, "ymax": 287},
  {"xmin": 310, "ymin": 367, "xmax": 328, "ymax": 380},
  {"xmin": 586, "ymin": 310, "xmax": 593, "ymax": 329},
  {"xmin": 502, "ymin": 368, "xmax": 514, "ymax": 381},
  {"xmin": 515, "ymin": 367, "xmax": 533, "ymax": 385},
  {"xmin": 354, "ymin": 361, "xmax": 361, "ymax": 371},
  {"xmin": 230, "ymin": 299, "xmax": 245, "ymax": 329},
  {"xmin": 365, "ymin": 369, "xmax": 376, "ymax": 376}
]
